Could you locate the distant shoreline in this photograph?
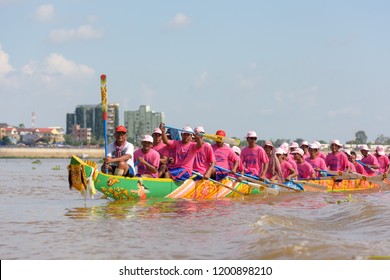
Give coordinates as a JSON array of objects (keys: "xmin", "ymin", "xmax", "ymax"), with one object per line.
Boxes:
[{"xmin": 0, "ymin": 147, "xmax": 105, "ymax": 159}]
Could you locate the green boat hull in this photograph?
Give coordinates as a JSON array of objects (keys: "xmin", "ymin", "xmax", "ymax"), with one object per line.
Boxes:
[{"xmin": 68, "ymin": 155, "xmax": 261, "ymax": 200}]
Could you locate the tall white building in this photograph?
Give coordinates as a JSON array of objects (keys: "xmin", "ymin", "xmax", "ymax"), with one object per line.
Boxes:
[{"xmin": 124, "ymin": 105, "xmax": 165, "ymax": 143}]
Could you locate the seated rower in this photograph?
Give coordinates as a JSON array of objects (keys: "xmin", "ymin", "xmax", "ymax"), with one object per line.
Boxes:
[
  {"xmin": 101, "ymin": 125, "xmax": 135, "ymax": 177},
  {"xmin": 134, "ymin": 135, "xmax": 160, "ymax": 178}
]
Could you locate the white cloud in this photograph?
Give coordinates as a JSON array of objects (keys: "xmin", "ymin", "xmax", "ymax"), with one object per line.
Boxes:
[
  {"xmin": 43, "ymin": 53, "xmax": 94, "ymax": 76},
  {"xmin": 167, "ymin": 13, "xmax": 191, "ymax": 28},
  {"xmin": 194, "ymin": 71, "xmax": 209, "ymax": 88},
  {"xmin": 327, "ymin": 106, "xmax": 361, "ymax": 118},
  {"xmin": 33, "ymin": 4, "xmax": 55, "ymax": 22},
  {"xmin": 238, "ymin": 75, "xmax": 255, "ymax": 90},
  {"xmin": 0, "ymin": 44, "xmax": 14, "ymax": 77},
  {"xmin": 48, "ymin": 25, "xmax": 104, "ymax": 44}
]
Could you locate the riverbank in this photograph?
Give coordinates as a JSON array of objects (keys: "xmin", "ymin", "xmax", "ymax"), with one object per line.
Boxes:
[{"xmin": 0, "ymin": 147, "xmax": 104, "ymax": 158}]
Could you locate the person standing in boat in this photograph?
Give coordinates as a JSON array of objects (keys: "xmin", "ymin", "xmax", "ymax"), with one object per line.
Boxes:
[
  {"xmin": 101, "ymin": 125, "xmax": 135, "ymax": 177},
  {"xmin": 192, "ymin": 126, "xmax": 216, "ymax": 180},
  {"xmin": 211, "ymin": 130, "xmax": 239, "ymax": 180},
  {"xmin": 325, "ymin": 139, "xmax": 350, "ymax": 172},
  {"xmin": 374, "ymin": 145, "xmax": 390, "ymax": 174},
  {"xmin": 134, "ymin": 135, "xmax": 160, "ymax": 178},
  {"xmin": 359, "ymin": 145, "xmax": 380, "ymax": 175},
  {"xmin": 240, "ymin": 131, "xmax": 269, "ymax": 180},
  {"xmin": 159, "ymin": 123, "xmax": 202, "ymax": 181}
]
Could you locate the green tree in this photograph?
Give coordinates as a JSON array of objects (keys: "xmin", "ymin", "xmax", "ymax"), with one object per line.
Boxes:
[
  {"xmin": 355, "ymin": 130, "xmax": 367, "ymax": 144},
  {"xmin": 1, "ymin": 136, "xmax": 12, "ymax": 145}
]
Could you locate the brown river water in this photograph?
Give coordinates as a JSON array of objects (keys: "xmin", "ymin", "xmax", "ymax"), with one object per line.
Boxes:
[{"xmin": 1, "ymin": 158, "xmax": 390, "ymax": 260}]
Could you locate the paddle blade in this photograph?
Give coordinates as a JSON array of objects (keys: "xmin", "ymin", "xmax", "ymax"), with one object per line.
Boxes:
[{"xmin": 202, "ymin": 133, "xmax": 240, "ymax": 146}]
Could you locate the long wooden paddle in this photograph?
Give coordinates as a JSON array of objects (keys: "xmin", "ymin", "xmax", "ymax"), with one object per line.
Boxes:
[
  {"xmin": 165, "ymin": 125, "xmax": 240, "ymax": 146},
  {"xmin": 100, "ymin": 74, "xmax": 108, "ymax": 173},
  {"xmin": 227, "ymin": 176, "xmax": 280, "ymax": 195},
  {"xmin": 215, "ymin": 165, "xmax": 303, "ymax": 192},
  {"xmin": 192, "ymin": 171, "xmax": 246, "ymax": 196}
]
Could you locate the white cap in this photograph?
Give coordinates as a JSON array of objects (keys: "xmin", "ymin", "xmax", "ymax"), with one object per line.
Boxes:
[
  {"xmin": 275, "ymin": 148, "xmax": 285, "ymax": 155},
  {"xmin": 289, "ymin": 142, "xmax": 299, "ymax": 149},
  {"xmin": 153, "ymin": 127, "xmax": 162, "ymax": 134},
  {"xmin": 359, "ymin": 144, "xmax": 369, "ymax": 151},
  {"xmin": 291, "ymin": 148, "xmax": 304, "ymax": 156},
  {"xmin": 300, "ymin": 140, "xmax": 309, "ymax": 147},
  {"xmin": 376, "ymin": 145, "xmax": 385, "ymax": 156},
  {"xmin": 182, "ymin": 126, "xmax": 194, "ymax": 133},
  {"xmin": 247, "ymin": 131, "xmax": 257, "ymax": 138},
  {"xmin": 142, "ymin": 135, "xmax": 153, "ymax": 143},
  {"xmin": 343, "ymin": 149, "xmax": 352, "ymax": 156},
  {"xmin": 331, "ymin": 139, "xmax": 343, "ymax": 147},
  {"xmin": 232, "ymin": 146, "xmax": 241, "ymax": 155},
  {"xmin": 309, "ymin": 142, "xmax": 319, "ymax": 149},
  {"xmin": 194, "ymin": 126, "xmax": 205, "ymax": 133}
]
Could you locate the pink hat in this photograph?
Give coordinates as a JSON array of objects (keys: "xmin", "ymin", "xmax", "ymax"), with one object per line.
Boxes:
[
  {"xmin": 182, "ymin": 126, "xmax": 194, "ymax": 134},
  {"xmin": 314, "ymin": 141, "xmax": 321, "ymax": 147},
  {"xmin": 153, "ymin": 127, "xmax": 162, "ymax": 134},
  {"xmin": 275, "ymin": 148, "xmax": 285, "ymax": 155},
  {"xmin": 359, "ymin": 144, "xmax": 369, "ymax": 151},
  {"xmin": 247, "ymin": 131, "xmax": 257, "ymax": 138},
  {"xmin": 142, "ymin": 135, "xmax": 153, "ymax": 143},
  {"xmin": 331, "ymin": 139, "xmax": 343, "ymax": 147},
  {"xmin": 232, "ymin": 146, "xmax": 241, "ymax": 155},
  {"xmin": 291, "ymin": 148, "xmax": 304, "ymax": 156},
  {"xmin": 289, "ymin": 142, "xmax": 299, "ymax": 149},
  {"xmin": 376, "ymin": 145, "xmax": 385, "ymax": 156},
  {"xmin": 195, "ymin": 126, "xmax": 205, "ymax": 133}
]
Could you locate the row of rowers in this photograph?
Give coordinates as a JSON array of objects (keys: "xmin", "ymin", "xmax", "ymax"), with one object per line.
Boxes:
[{"xmin": 101, "ymin": 124, "xmax": 390, "ymax": 182}]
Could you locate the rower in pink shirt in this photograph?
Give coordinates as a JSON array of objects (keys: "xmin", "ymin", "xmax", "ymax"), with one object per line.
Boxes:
[
  {"xmin": 160, "ymin": 123, "xmax": 202, "ymax": 181},
  {"xmin": 192, "ymin": 126, "xmax": 216, "ymax": 180},
  {"xmin": 133, "ymin": 135, "xmax": 160, "ymax": 178},
  {"xmin": 211, "ymin": 130, "xmax": 238, "ymax": 180},
  {"xmin": 230, "ymin": 146, "xmax": 243, "ymax": 173},
  {"xmin": 325, "ymin": 139, "xmax": 349, "ymax": 172},
  {"xmin": 359, "ymin": 145, "xmax": 380, "ymax": 175},
  {"xmin": 313, "ymin": 141, "xmax": 327, "ymax": 160},
  {"xmin": 300, "ymin": 140, "xmax": 310, "ymax": 159},
  {"xmin": 305, "ymin": 142, "xmax": 327, "ymax": 177},
  {"xmin": 240, "ymin": 131, "xmax": 269, "ymax": 179},
  {"xmin": 291, "ymin": 148, "xmax": 316, "ymax": 179},
  {"xmin": 264, "ymin": 141, "xmax": 282, "ymax": 180},
  {"xmin": 275, "ymin": 148, "xmax": 296, "ymax": 180},
  {"xmin": 152, "ymin": 127, "xmax": 170, "ymax": 177},
  {"xmin": 374, "ymin": 145, "xmax": 390, "ymax": 174}
]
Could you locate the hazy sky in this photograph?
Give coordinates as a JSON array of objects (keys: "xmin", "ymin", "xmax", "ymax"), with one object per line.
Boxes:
[{"xmin": 1, "ymin": 0, "xmax": 389, "ymax": 143}]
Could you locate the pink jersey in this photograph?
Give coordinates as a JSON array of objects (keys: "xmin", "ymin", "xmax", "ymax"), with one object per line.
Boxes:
[
  {"xmin": 152, "ymin": 141, "xmax": 167, "ymax": 155},
  {"xmin": 193, "ymin": 142, "xmax": 216, "ymax": 174},
  {"xmin": 376, "ymin": 155, "xmax": 389, "ymax": 174},
  {"xmin": 280, "ymin": 160, "xmax": 295, "ymax": 179},
  {"xmin": 287, "ymin": 156, "xmax": 298, "ymax": 172},
  {"xmin": 240, "ymin": 145, "xmax": 269, "ymax": 176},
  {"xmin": 354, "ymin": 162, "xmax": 367, "ymax": 175},
  {"xmin": 318, "ymin": 151, "xmax": 326, "ymax": 160},
  {"xmin": 361, "ymin": 154, "xmax": 380, "ymax": 175},
  {"xmin": 347, "ymin": 161, "xmax": 356, "ymax": 172},
  {"xmin": 168, "ymin": 140, "xmax": 201, "ymax": 174},
  {"xmin": 230, "ymin": 153, "xmax": 243, "ymax": 173},
  {"xmin": 325, "ymin": 152, "xmax": 349, "ymax": 172},
  {"xmin": 133, "ymin": 148, "xmax": 160, "ymax": 177},
  {"xmin": 212, "ymin": 144, "xmax": 237, "ymax": 170},
  {"xmin": 305, "ymin": 157, "xmax": 327, "ymax": 177},
  {"xmin": 296, "ymin": 161, "xmax": 315, "ymax": 179}
]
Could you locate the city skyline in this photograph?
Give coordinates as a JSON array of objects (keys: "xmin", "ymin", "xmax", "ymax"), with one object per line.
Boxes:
[{"xmin": 1, "ymin": 1, "xmax": 389, "ymax": 143}]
